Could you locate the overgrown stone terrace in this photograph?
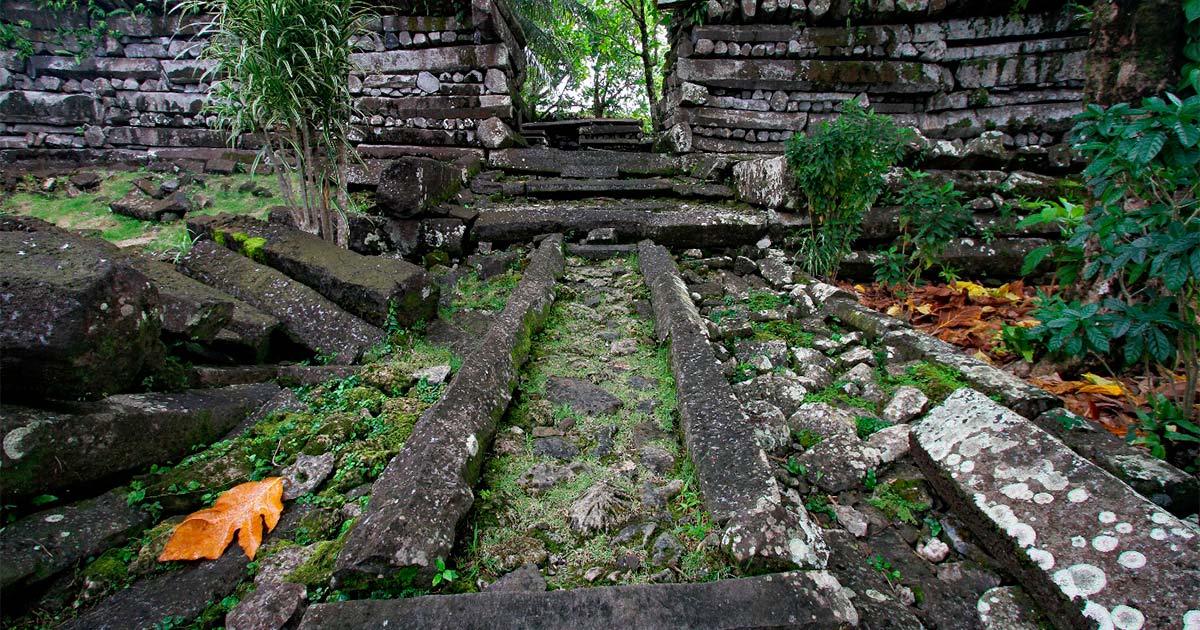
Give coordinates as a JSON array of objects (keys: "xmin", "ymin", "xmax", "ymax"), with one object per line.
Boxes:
[{"xmin": 2, "ymin": 1, "xmax": 1200, "ymax": 630}]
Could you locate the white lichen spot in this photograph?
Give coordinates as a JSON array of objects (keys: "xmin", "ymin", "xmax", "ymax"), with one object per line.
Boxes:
[
  {"xmin": 1053, "ymin": 564, "xmax": 1107, "ymax": 599},
  {"xmin": 1182, "ymin": 610, "xmax": 1200, "ymax": 630},
  {"xmin": 1034, "ymin": 492, "xmax": 1054, "ymax": 505},
  {"xmin": 1099, "ymin": 511, "xmax": 1117, "ymax": 524},
  {"xmin": 1028, "ymin": 547, "xmax": 1055, "ymax": 570},
  {"xmin": 466, "ymin": 434, "xmax": 479, "ymax": 457},
  {"xmin": 1072, "ymin": 536, "xmax": 1088, "ymax": 548},
  {"xmin": 1150, "ymin": 528, "xmax": 1167, "ymax": 540},
  {"xmin": 946, "ymin": 453, "xmax": 962, "ymax": 466},
  {"xmin": 1115, "ymin": 522, "xmax": 1133, "ymax": 534},
  {"xmin": 44, "ymin": 514, "xmax": 65, "ymax": 523},
  {"xmin": 1083, "ymin": 601, "xmax": 1115, "ymax": 630},
  {"xmin": 1008, "ymin": 523, "xmax": 1037, "ymax": 548},
  {"xmin": 1001, "ymin": 483, "xmax": 1033, "ymax": 501},
  {"xmin": 1111, "ymin": 605, "xmax": 1145, "ymax": 630},
  {"xmin": 1092, "ymin": 535, "xmax": 1119, "ymax": 553},
  {"xmin": 1068, "ymin": 487, "xmax": 1090, "ymax": 503},
  {"xmin": 1151, "ymin": 511, "xmax": 1171, "ymax": 525},
  {"xmin": 1117, "ymin": 550, "xmax": 1146, "ymax": 570},
  {"xmin": 960, "ymin": 460, "xmax": 975, "ymax": 473},
  {"xmin": 1171, "ymin": 527, "xmax": 1195, "ymax": 540}
]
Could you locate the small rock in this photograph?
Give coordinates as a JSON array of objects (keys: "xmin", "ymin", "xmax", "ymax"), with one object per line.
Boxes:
[
  {"xmin": 225, "ymin": 582, "xmax": 306, "ymax": 630},
  {"xmin": 255, "ymin": 544, "xmax": 316, "ymax": 585},
  {"xmin": 837, "ymin": 345, "xmax": 875, "ymax": 368},
  {"xmin": 734, "ymin": 256, "xmax": 758, "ymax": 275},
  {"xmin": 586, "ymin": 228, "xmax": 617, "ymax": 245},
  {"xmin": 896, "ymin": 585, "xmax": 916, "ymax": 606},
  {"xmin": 412, "ymin": 365, "xmax": 452, "ymax": 385},
  {"xmin": 614, "ymin": 521, "xmax": 657, "ymax": 547},
  {"xmin": 590, "ymin": 425, "xmax": 618, "ymax": 458},
  {"xmin": 280, "ymin": 452, "xmax": 335, "ymax": 500},
  {"xmin": 518, "ymin": 462, "xmax": 580, "ymax": 493},
  {"xmin": 639, "ymin": 446, "xmax": 675, "ymax": 474},
  {"xmin": 610, "ymin": 339, "xmax": 638, "ymax": 356},
  {"xmin": 534, "ymin": 437, "xmax": 579, "ymax": 460},
  {"xmin": 583, "ymin": 566, "xmax": 605, "ymax": 583},
  {"xmin": 642, "ymin": 479, "xmax": 684, "ymax": 509},
  {"xmin": 976, "ymin": 586, "xmax": 1042, "ymax": 629},
  {"xmin": 867, "ymin": 424, "xmax": 911, "ymax": 464},
  {"xmin": 882, "ymin": 386, "xmax": 929, "ymax": 423},
  {"xmin": 917, "ymin": 537, "xmax": 951, "ymax": 563},
  {"xmin": 485, "ymin": 563, "xmax": 546, "ymax": 593},
  {"xmin": 650, "ymin": 532, "xmax": 684, "ymax": 567},
  {"xmin": 749, "ymin": 355, "xmax": 773, "ymax": 373},
  {"xmin": 832, "ymin": 504, "xmax": 870, "ymax": 537}
]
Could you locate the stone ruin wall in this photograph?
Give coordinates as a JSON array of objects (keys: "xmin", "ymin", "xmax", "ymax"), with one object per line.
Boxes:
[
  {"xmin": 0, "ymin": 0, "xmax": 523, "ymax": 173},
  {"xmin": 660, "ymin": 0, "xmax": 1088, "ymax": 169}
]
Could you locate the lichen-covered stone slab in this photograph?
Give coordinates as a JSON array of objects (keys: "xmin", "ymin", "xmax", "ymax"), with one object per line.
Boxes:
[
  {"xmin": 0, "ymin": 383, "xmax": 281, "ymax": 502},
  {"xmin": 299, "ymin": 570, "xmax": 858, "ymax": 630},
  {"xmin": 179, "ymin": 241, "xmax": 383, "ymax": 364},
  {"xmin": 912, "ymin": 389, "xmax": 1200, "ymax": 630},
  {"xmin": 188, "ymin": 214, "xmax": 437, "ymax": 328},
  {"xmin": 639, "ymin": 241, "xmax": 827, "ymax": 571},
  {"xmin": 333, "ymin": 236, "xmax": 565, "ymax": 589},
  {"xmin": 0, "ymin": 221, "xmax": 162, "ymax": 401},
  {"xmin": 0, "ymin": 489, "xmax": 151, "ymax": 590}
]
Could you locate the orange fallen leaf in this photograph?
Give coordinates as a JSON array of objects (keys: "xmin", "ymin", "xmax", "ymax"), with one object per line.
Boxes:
[{"xmin": 159, "ymin": 478, "xmax": 284, "ymax": 562}]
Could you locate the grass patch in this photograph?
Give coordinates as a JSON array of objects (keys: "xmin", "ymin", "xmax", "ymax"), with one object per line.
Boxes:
[
  {"xmin": 750, "ymin": 320, "xmax": 814, "ymax": 348},
  {"xmin": 880, "ymin": 361, "xmax": 969, "ymax": 403},
  {"xmin": 443, "ymin": 269, "xmax": 522, "ymax": 317}
]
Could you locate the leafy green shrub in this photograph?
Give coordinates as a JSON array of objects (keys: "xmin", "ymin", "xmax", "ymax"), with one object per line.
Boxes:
[
  {"xmin": 874, "ymin": 170, "xmax": 973, "ymax": 287},
  {"xmin": 1011, "ymin": 94, "xmax": 1200, "ymax": 429},
  {"xmin": 1016, "ymin": 198, "xmax": 1087, "ymax": 279},
  {"xmin": 785, "ymin": 99, "xmax": 911, "ymax": 280}
]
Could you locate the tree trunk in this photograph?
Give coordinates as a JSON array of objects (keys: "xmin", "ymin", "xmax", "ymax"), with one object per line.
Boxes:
[
  {"xmin": 1085, "ymin": 0, "xmax": 1186, "ymax": 106},
  {"xmin": 634, "ymin": 0, "xmax": 661, "ymax": 130}
]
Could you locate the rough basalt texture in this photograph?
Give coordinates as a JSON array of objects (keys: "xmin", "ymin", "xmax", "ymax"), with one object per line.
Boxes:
[
  {"xmin": 333, "ymin": 235, "xmax": 565, "ymax": 589},
  {"xmin": 178, "ymin": 240, "xmax": 384, "ymax": 364},
  {"xmin": 912, "ymin": 389, "xmax": 1200, "ymax": 630},
  {"xmin": 0, "ymin": 489, "xmax": 152, "ymax": 591},
  {"xmin": 375, "ymin": 157, "xmax": 463, "ymax": 219},
  {"xmin": 300, "ymin": 570, "xmax": 859, "ymax": 630},
  {"xmin": 131, "ymin": 258, "xmax": 234, "ymax": 342},
  {"xmin": 474, "ymin": 200, "xmax": 770, "ymax": 249},
  {"xmin": 0, "ymin": 383, "xmax": 281, "ymax": 502},
  {"xmin": 0, "ymin": 223, "xmax": 162, "ymax": 402},
  {"xmin": 639, "ymin": 241, "xmax": 827, "ymax": 571},
  {"xmin": 188, "ymin": 214, "xmax": 437, "ymax": 328}
]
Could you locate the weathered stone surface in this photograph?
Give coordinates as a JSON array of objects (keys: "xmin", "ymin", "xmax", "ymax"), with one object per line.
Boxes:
[
  {"xmin": 375, "ymin": 157, "xmax": 462, "ymax": 219},
  {"xmin": 1032, "ymin": 409, "xmax": 1199, "ymax": 516},
  {"xmin": 639, "ymin": 241, "xmax": 827, "ymax": 571},
  {"xmin": 794, "ymin": 433, "xmax": 882, "ymax": 493},
  {"xmin": 488, "ymin": 148, "xmax": 682, "ymax": 177},
  {"xmin": 189, "ymin": 214, "xmax": 437, "ymax": 328},
  {"xmin": 786, "ymin": 402, "xmax": 858, "ymax": 442},
  {"xmin": 132, "ymin": 258, "xmax": 234, "ymax": 342},
  {"xmin": 912, "ymin": 389, "xmax": 1200, "ymax": 630},
  {"xmin": 882, "ymin": 327, "xmax": 1059, "ymax": 419},
  {"xmin": 474, "ymin": 201, "xmax": 769, "ymax": 249},
  {"xmin": 0, "ymin": 383, "xmax": 280, "ymax": 502},
  {"xmin": 300, "ymin": 570, "xmax": 859, "ymax": 629},
  {"xmin": 280, "ymin": 452, "xmax": 336, "ymax": 500},
  {"xmin": 484, "ymin": 564, "xmax": 546, "ymax": 593},
  {"xmin": 179, "ymin": 241, "xmax": 383, "ymax": 364},
  {"xmin": 734, "ymin": 373, "xmax": 809, "ymax": 417},
  {"xmin": 63, "ymin": 506, "xmax": 310, "ymax": 630},
  {"xmin": 350, "ymin": 44, "xmax": 510, "ymax": 74},
  {"xmin": 334, "ymin": 236, "xmax": 565, "ymax": 588},
  {"xmin": 476, "ymin": 116, "xmax": 520, "ymax": 150},
  {"xmin": 676, "ymin": 58, "xmax": 953, "ymax": 92},
  {"xmin": 733, "ymin": 156, "xmax": 795, "ymax": 211},
  {"xmin": 226, "ymin": 582, "xmax": 308, "ymax": 630},
  {"xmin": 977, "ymin": 586, "xmax": 1042, "ymax": 630},
  {"xmin": 110, "ymin": 191, "xmax": 190, "ymax": 222},
  {"xmin": 0, "ymin": 223, "xmax": 161, "ymax": 401},
  {"xmin": 882, "ymin": 386, "xmax": 929, "ymax": 423},
  {"xmin": 545, "ymin": 377, "xmax": 622, "ymax": 416},
  {"xmin": 0, "ymin": 489, "xmax": 152, "ymax": 590}
]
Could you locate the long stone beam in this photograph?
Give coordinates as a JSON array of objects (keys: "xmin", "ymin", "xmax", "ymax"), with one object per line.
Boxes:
[
  {"xmin": 638, "ymin": 241, "xmax": 827, "ymax": 571},
  {"xmin": 333, "ymin": 235, "xmax": 565, "ymax": 589}
]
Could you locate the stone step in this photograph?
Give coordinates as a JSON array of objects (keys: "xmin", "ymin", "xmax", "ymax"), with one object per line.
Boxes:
[
  {"xmin": 0, "ymin": 383, "xmax": 282, "ymax": 503},
  {"xmin": 333, "ymin": 235, "xmax": 565, "ymax": 589},
  {"xmin": 509, "ymin": 176, "xmax": 734, "ymax": 201},
  {"xmin": 0, "ymin": 489, "xmax": 152, "ymax": 591},
  {"xmin": 911, "ymin": 389, "xmax": 1200, "ymax": 630},
  {"xmin": 473, "ymin": 200, "xmax": 770, "ymax": 249},
  {"xmin": 299, "ymin": 570, "xmax": 859, "ymax": 630},
  {"xmin": 130, "ymin": 258, "xmax": 234, "ymax": 343},
  {"xmin": 639, "ymin": 242, "xmax": 827, "ymax": 571},
  {"xmin": 187, "ymin": 214, "xmax": 437, "ymax": 329},
  {"xmin": 487, "ymin": 147, "xmax": 684, "ymax": 177},
  {"xmin": 178, "ymin": 241, "xmax": 384, "ymax": 364}
]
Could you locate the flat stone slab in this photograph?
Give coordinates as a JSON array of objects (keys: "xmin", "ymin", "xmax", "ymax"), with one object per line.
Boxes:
[
  {"xmin": 132, "ymin": 258, "xmax": 234, "ymax": 342},
  {"xmin": 300, "ymin": 570, "xmax": 859, "ymax": 630},
  {"xmin": 0, "ymin": 489, "xmax": 151, "ymax": 590},
  {"xmin": 911, "ymin": 389, "xmax": 1200, "ymax": 630},
  {"xmin": 474, "ymin": 201, "xmax": 770, "ymax": 249},
  {"xmin": 0, "ymin": 383, "xmax": 281, "ymax": 502},
  {"xmin": 179, "ymin": 241, "xmax": 383, "ymax": 364},
  {"xmin": 189, "ymin": 214, "xmax": 437, "ymax": 328},
  {"xmin": 487, "ymin": 148, "xmax": 683, "ymax": 177},
  {"xmin": 639, "ymin": 241, "xmax": 826, "ymax": 571},
  {"xmin": 334, "ymin": 236, "xmax": 565, "ymax": 589}
]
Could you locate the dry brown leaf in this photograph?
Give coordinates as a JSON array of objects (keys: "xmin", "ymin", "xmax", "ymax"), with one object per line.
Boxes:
[{"xmin": 159, "ymin": 478, "xmax": 284, "ymax": 562}]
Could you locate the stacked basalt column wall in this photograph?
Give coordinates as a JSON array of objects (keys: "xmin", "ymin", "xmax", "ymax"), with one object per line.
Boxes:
[
  {"xmin": 0, "ymin": 0, "xmax": 523, "ymax": 171},
  {"xmin": 659, "ymin": 0, "xmax": 1088, "ymax": 162}
]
